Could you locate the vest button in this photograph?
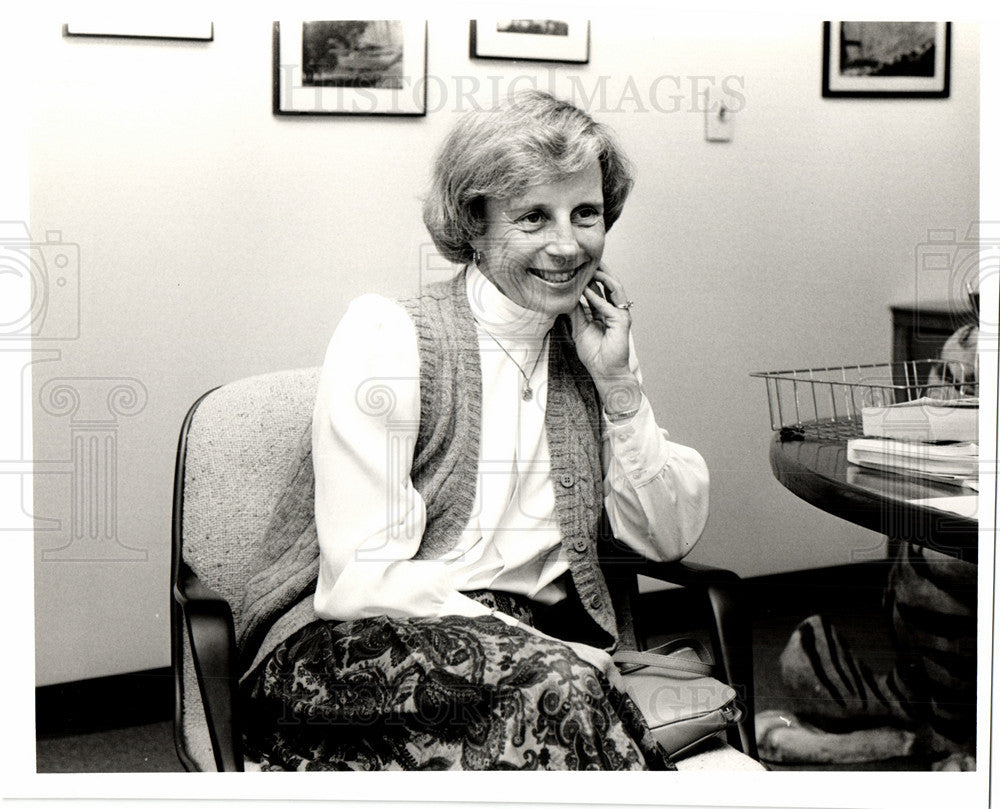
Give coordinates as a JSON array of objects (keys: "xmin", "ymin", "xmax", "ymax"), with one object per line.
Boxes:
[
  {"xmin": 559, "ymin": 473, "xmax": 575, "ymax": 488},
  {"xmin": 589, "ymin": 595, "xmax": 602, "ymax": 609},
  {"xmin": 572, "ymin": 538, "xmax": 587, "ymax": 553}
]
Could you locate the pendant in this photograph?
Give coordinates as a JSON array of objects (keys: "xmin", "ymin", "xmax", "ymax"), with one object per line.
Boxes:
[{"xmin": 522, "ymin": 386, "xmax": 533, "ymax": 401}]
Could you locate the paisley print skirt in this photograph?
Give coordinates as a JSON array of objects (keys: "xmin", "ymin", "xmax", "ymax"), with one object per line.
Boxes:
[{"xmin": 242, "ymin": 595, "xmax": 670, "ymax": 771}]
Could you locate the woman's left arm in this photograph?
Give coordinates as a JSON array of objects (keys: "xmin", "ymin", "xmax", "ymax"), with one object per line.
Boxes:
[
  {"xmin": 600, "ymin": 365, "xmax": 710, "ymax": 562},
  {"xmin": 570, "ymin": 269, "xmax": 709, "ymax": 562}
]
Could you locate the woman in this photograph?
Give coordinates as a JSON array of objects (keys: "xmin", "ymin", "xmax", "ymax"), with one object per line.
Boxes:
[{"xmin": 241, "ymin": 90, "xmax": 710, "ymax": 771}]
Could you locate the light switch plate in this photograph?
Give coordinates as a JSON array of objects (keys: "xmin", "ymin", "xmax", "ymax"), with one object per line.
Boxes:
[{"xmin": 704, "ymin": 86, "xmax": 734, "ymax": 142}]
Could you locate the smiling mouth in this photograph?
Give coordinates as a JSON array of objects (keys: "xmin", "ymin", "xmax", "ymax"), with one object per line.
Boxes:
[{"xmin": 527, "ymin": 265, "xmax": 585, "ymax": 284}]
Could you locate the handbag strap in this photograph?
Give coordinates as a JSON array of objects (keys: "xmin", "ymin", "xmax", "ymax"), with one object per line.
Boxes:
[
  {"xmin": 645, "ymin": 637, "xmax": 714, "ymax": 662},
  {"xmin": 613, "ymin": 638, "xmax": 715, "ymax": 677}
]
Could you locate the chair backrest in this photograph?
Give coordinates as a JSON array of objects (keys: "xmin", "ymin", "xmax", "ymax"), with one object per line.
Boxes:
[{"xmin": 177, "ymin": 367, "xmax": 321, "ymax": 624}]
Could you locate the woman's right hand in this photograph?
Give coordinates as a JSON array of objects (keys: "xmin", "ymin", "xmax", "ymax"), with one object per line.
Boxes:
[{"xmin": 569, "ymin": 268, "xmax": 642, "ymax": 415}]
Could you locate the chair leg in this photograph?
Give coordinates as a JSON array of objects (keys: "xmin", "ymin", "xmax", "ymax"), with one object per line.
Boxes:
[
  {"xmin": 705, "ymin": 581, "xmax": 758, "ymax": 759},
  {"xmin": 186, "ymin": 610, "xmax": 244, "ymax": 771}
]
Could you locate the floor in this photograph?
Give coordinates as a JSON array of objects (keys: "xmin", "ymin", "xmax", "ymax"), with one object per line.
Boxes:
[
  {"xmin": 35, "ymin": 561, "xmax": 939, "ymax": 773},
  {"xmin": 36, "ymin": 720, "xmax": 182, "ymax": 773}
]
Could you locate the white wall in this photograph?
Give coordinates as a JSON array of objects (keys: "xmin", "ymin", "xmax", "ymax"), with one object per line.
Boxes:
[{"xmin": 28, "ymin": 14, "xmax": 980, "ymax": 684}]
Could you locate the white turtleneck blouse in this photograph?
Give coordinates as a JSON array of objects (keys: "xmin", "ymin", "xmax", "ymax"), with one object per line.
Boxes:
[{"xmin": 312, "ymin": 265, "xmax": 710, "ymax": 623}]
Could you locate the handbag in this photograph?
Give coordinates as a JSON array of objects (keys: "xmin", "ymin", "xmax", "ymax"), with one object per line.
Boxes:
[{"xmin": 614, "ymin": 639, "xmax": 742, "ymax": 759}]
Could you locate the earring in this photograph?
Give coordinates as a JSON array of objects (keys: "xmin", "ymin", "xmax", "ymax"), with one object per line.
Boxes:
[{"xmin": 472, "ymin": 248, "xmax": 482, "ymax": 266}]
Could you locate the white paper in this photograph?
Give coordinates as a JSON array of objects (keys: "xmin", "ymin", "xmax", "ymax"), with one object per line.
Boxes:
[{"xmin": 907, "ymin": 494, "xmax": 979, "ymax": 519}]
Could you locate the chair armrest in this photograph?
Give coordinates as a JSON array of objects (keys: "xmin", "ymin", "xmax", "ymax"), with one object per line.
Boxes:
[
  {"xmin": 173, "ymin": 561, "xmax": 244, "ymax": 771},
  {"xmin": 637, "ymin": 559, "xmax": 758, "ymax": 759},
  {"xmin": 636, "ymin": 558, "xmax": 741, "ymax": 588}
]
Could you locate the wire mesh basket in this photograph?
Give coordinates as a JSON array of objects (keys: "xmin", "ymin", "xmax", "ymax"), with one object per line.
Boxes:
[{"xmin": 749, "ymin": 360, "xmax": 978, "ymax": 439}]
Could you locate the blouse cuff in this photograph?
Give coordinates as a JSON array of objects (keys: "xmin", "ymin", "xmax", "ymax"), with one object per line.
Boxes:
[{"xmin": 605, "ymin": 397, "xmax": 669, "ymax": 487}]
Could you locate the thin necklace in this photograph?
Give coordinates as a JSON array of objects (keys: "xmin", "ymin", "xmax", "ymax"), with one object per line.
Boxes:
[{"xmin": 480, "ymin": 328, "xmax": 550, "ymax": 401}]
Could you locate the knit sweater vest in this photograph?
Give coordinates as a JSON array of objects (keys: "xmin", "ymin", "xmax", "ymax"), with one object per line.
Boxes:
[
  {"xmin": 237, "ymin": 271, "xmax": 628, "ymax": 678},
  {"xmin": 400, "ymin": 271, "xmax": 619, "ymax": 649}
]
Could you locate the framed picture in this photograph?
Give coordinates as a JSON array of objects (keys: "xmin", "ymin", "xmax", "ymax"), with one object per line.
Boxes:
[
  {"xmin": 822, "ymin": 22, "xmax": 951, "ymax": 98},
  {"xmin": 63, "ymin": 20, "xmax": 214, "ymax": 41},
  {"xmin": 470, "ymin": 20, "xmax": 590, "ymax": 64},
  {"xmin": 273, "ymin": 20, "xmax": 428, "ymax": 116}
]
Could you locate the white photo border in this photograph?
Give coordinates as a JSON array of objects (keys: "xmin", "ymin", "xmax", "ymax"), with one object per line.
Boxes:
[
  {"xmin": 63, "ymin": 20, "xmax": 214, "ymax": 40},
  {"xmin": 470, "ymin": 19, "xmax": 590, "ymax": 64}
]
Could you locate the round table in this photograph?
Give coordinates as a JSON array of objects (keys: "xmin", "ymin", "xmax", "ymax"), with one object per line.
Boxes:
[{"xmin": 769, "ymin": 431, "xmax": 977, "ymax": 563}]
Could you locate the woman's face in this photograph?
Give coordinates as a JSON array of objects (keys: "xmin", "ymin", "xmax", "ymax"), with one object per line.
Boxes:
[{"xmin": 472, "ymin": 160, "xmax": 606, "ymax": 318}]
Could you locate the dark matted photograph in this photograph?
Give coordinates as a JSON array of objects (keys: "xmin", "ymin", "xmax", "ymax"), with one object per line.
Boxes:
[
  {"xmin": 470, "ymin": 19, "xmax": 590, "ymax": 63},
  {"xmin": 301, "ymin": 21, "xmax": 404, "ymax": 89},
  {"xmin": 823, "ymin": 21, "xmax": 951, "ymax": 97},
  {"xmin": 497, "ymin": 20, "xmax": 570, "ymax": 36},
  {"xmin": 274, "ymin": 19, "xmax": 427, "ymax": 115}
]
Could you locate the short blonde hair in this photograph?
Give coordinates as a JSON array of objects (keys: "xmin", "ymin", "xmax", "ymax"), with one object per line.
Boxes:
[{"xmin": 423, "ymin": 90, "xmax": 634, "ymax": 264}]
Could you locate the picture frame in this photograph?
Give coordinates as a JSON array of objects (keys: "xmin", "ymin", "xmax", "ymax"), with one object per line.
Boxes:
[
  {"xmin": 273, "ymin": 20, "xmax": 428, "ymax": 116},
  {"xmin": 63, "ymin": 20, "xmax": 214, "ymax": 41},
  {"xmin": 822, "ymin": 21, "xmax": 951, "ymax": 98},
  {"xmin": 470, "ymin": 19, "xmax": 590, "ymax": 64}
]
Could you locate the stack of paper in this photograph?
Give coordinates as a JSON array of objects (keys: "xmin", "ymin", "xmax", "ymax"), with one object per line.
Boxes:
[
  {"xmin": 846, "ymin": 437, "xmax": 979, "ymax": 487},
  {"xmin": 861, "ymin": 397, "xmax": 978, "ymax": 443}
]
